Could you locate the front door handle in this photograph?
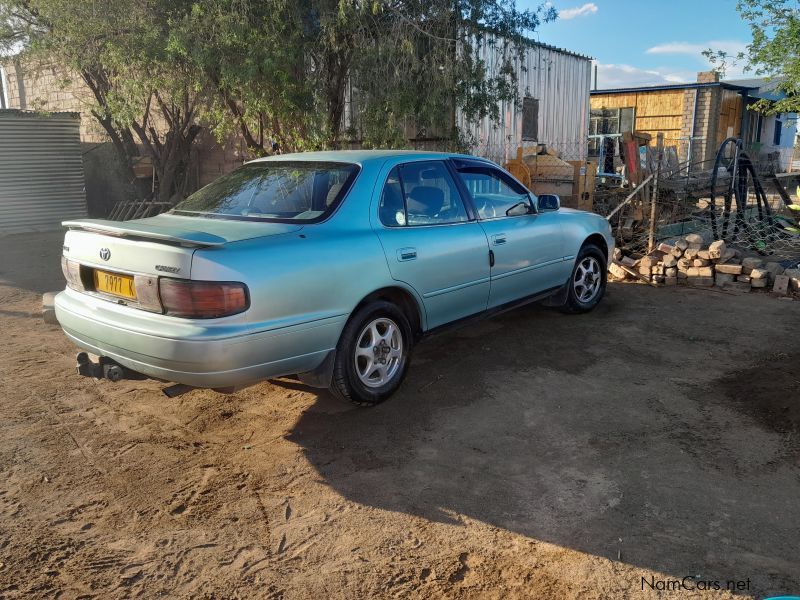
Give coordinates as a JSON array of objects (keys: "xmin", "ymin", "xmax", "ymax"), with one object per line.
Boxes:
[
  {"xmin": 491, "ymin": 234, "xmax": 507, "ymax": 246},
  {"xmin": 397, "ymin": 247, "xmax": 417, "ymax": 261}
]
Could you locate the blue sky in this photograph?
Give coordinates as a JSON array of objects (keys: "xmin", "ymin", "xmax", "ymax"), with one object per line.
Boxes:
[{"xmin": 521, "ymin": 0, "xmax": 753, "ymax": 88}]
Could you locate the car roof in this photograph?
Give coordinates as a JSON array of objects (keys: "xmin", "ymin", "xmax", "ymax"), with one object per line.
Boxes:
[{"xmin": 247, "ymin": 149, "xmax": 490, "ymax": 165}]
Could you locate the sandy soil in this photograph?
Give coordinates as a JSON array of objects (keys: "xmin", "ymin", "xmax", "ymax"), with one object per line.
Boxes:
[{"xmin": 0, "ymin": 231, "xmax": 799, "ymax": 599}]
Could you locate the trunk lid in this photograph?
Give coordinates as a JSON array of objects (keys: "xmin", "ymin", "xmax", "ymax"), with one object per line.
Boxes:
[{"xmin": 62, "ymin": 213, "xmax": 302, "ymax": 278}]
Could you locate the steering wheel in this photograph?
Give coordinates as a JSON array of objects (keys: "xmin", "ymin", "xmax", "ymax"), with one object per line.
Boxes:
[{"xmin": 474, "ymin": 196, "xmax": 496, "ymax": 219}]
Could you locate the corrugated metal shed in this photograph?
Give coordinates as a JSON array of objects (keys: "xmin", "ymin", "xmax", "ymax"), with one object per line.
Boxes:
[
  {"xmin": 457, "ymin": 33, "xmax": 592, "ymax": 164},
  {"xmin": 0, "ymin": 110, "xmax": 87, "ymax": 234}
]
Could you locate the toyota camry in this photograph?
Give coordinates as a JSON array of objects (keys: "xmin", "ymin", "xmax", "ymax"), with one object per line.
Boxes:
[{"xmin": 55, "ymin": 150, "xmax": 613, "ymax": 405}]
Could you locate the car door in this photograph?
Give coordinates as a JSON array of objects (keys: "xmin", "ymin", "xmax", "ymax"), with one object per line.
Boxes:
[
  {"xmin": 452, "ymin": 162, "xmax": 566, "ymax": 309},
  {"xmin": 372, "ymin": 160, "xmax": 490, "ymax": 329}
]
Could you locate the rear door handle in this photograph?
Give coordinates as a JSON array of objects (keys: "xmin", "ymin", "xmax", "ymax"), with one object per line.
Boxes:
[
  {"xmin": 397, "ymin": 247, "xmax": 417, "ymax": 261},
  {"xmin": 491, "ymin": 234, "xmax": 507, "ymax": 246}
]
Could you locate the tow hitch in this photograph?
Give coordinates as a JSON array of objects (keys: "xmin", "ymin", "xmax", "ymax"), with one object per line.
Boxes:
[
  {"xmin": 75, "ymin": 352, "xmax": 145, "ymax": 382},
  {"xmin": 75, "ymin": 353, "xmax": 224, "ymax": 398}
]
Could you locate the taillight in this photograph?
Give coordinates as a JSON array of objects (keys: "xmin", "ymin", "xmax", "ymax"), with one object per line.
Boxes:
[
  {"xmin": 61, "ymin": 256, "xmax": 85, "ymax": 291},
  {"xmin": 159, "ymin": 279, "xmax": 249, "ymax": 318}
]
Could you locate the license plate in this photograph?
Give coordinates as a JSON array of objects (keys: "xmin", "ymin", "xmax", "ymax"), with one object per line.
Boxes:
[{"xmin": 94, "ymin": 269, "xmax": 137, "ymax": 300}]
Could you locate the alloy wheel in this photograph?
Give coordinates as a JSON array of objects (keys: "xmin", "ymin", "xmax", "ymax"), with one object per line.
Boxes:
[
  {"xmin": 573, "ymin": 256, "xmax": 602, "ymax": 303},
  {"xmin": 354, "ymin": 317, "xmax": 403, "ymax": 388}
]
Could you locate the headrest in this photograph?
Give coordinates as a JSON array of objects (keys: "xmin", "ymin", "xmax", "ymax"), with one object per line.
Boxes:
[{"xmin": 407, "ymin": 186, "xmax": 444, "ymax": 217}]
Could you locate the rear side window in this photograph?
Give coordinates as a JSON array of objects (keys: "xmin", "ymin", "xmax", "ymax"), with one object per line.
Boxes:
[
  {"xmin": 379, "ymin": 161, "xmax": 469, "ymax": 227},
  {"xmin": 172, "ymin": 161, "xmax": 359, "ymax": 223}
]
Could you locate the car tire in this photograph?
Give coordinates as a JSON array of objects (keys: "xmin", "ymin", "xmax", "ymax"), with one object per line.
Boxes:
[
  {"xmin": 561, "ymin": 243, "xmax": 607, "ymax": 314},
  {"xmin": 329, "ymin": 300, "xmax": 413, "ymax": 406}
]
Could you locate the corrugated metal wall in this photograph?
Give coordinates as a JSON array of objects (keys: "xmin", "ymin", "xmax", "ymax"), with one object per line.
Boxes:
[
  {"xmin": 0, "ymin": 110, "xmax": 87, "ymax": 234},
  {"xmin": 457, "ymin": 34, "xmax": 592, "ymax": 164}
]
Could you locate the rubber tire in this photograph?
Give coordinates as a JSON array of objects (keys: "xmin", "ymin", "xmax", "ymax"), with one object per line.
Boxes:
[
  {"xmin": 561, "ymin": 244, "xmax": 607, "ymax": 314},
  {"xmin": 329, "ymin": 300, "xmax": 413, "ymax": 406}
]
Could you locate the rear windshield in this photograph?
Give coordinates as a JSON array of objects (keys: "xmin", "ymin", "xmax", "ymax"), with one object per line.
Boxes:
[{"xmin": 171, "ymin": 161, "xmax": 359, "ymax": 222}]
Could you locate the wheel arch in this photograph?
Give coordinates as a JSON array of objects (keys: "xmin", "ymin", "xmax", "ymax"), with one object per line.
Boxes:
[
  {"xmin": 352, "ymin": 285, "xmax": 426, "ymax": 340},
  {"xmin": 582, "ymin": 233, "xmax": 609, "ymax": 262}
]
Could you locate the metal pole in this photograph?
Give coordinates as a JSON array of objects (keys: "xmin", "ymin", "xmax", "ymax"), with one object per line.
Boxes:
[
  {"xmin": 687, "ymin": 88, "xmax": 699, "ymax": 175},
  {"xmin": 606, "ymin": 174, "xmax": 654, "ymax": 221},
  {"xmin": 647, "ymin": 132, "xmax": 664, "ymax": 253}
]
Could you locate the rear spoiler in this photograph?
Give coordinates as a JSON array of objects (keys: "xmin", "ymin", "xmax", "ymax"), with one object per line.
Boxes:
[{"xmin": 62, "ymin": 219, "xmax": 226, "ymax": 248}]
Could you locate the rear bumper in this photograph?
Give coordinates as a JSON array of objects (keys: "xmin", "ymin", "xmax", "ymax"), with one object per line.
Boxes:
[{"xmin": 54, "ymin": 289, "xmax": 345, "ymax": 388}]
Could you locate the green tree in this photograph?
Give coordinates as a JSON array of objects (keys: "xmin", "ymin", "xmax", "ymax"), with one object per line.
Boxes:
[
  {"xmin": 168, "ymin": 0, "xmax": 555, "ymax": 151},
  {"xmin": 1, "ymin": 0, "xmax": 555, "ymax": 201},
  {"xmin": 2, "ymin": 0, "xmax": 203, "ymax": 201},
  {"xmin": 705, "ymin": 0, "xmax": 799, "ymax": 115}
]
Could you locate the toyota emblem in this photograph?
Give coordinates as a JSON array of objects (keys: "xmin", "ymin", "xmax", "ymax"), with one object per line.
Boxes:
[{"xmin": 99, "ymin": 248, "xmax": 111, "ymax": 261}]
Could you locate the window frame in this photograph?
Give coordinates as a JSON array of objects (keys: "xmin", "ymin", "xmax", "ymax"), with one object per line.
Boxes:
[
  {"xmin": 452, "ymin": 164, "xmax": 536, "ymax": 221},
  {"xmin": 589, "ymin": 107, "xmax": 635, "ymax": 157},
  {"xmin": 377, "ymin": 159, "xmax": 476, "ymax": 229},
  {"xmin": 773, "ymin": 114, "xmax": 782, "ymax": 146},
  {"xmin": 522, "ymin": 96, "xmax": 539, "ymax": 141}
]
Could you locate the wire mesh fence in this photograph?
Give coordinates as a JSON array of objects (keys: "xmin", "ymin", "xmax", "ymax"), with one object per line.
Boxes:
[
  {"xmin": 453, "ymin": 136, "xmax": 800, "ymax": 263},
  {"xmin": 593, "ymin": 138, "xmax": 800, "ymax": 263},
  {"xmin": 601, "ymin": 180, "xmax": 800, "ymax": 261}
]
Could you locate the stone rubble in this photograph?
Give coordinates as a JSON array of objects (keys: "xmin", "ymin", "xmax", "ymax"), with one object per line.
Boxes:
[{"xmin": 608, "ymin": 234, "xmax": 797, "ymax": 298}]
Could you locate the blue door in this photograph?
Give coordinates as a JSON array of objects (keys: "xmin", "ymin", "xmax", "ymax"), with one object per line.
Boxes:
[
  {"xmin": 454, "ymin": 165, "xmax": 567, "ymax": 309},
  {"xmin": 373, "ymin": 161, "xmax": 491, "ymax": 329}
]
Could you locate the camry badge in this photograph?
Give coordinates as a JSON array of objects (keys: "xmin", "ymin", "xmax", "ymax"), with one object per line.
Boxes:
[
  {"xmin": 99, "ymin": 248, "xmax": 111, "ymax": 261},
  {"xmin": 155, "ymin": 265, "xmax": 181, "ymax": 274}
]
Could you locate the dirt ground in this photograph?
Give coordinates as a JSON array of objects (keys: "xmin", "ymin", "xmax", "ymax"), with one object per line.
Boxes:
[{"xmin": 1, "ymin": 231, "xmax": 799, "ymax": 600}]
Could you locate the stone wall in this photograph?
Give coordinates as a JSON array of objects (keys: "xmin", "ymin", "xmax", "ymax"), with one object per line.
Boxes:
[
  {"xmin": 3, "ymin": 60, "xmax": 108, "ymax": 143},
  {"xmin": 692, "ymin": 86, "xmax": 722, "ymax": 168}
]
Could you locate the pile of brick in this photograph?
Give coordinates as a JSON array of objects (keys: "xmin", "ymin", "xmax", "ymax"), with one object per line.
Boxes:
[{"xmin": 609, "ymin": 233, "xmax": 800, "ymax": 296}]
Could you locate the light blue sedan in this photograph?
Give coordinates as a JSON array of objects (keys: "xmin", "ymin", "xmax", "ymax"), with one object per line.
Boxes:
[{"xmin": 56, "ymin": 150, "xmax": 613, "ymax": 405}]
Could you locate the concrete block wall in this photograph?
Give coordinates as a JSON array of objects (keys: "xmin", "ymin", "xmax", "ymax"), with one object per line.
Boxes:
[
  {"xmin": 194, "ymin": 129, "xmax": 250, "ymax": 189},
  {"xmin": 681, "ymin": 86, "xmax": 722, "ymax": 170},
  {"xmin": 678, "ymin": 89, "xmax": 696, "ymax": 164},
  {"xmin": 3, "ymin": 60, "xmax": 108, "ymax": 143}
]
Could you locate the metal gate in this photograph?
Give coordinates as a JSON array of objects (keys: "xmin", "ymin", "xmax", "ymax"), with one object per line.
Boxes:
[{"xmin": 0, "ymin": 110, "xmax": 87, "ymax": 234}]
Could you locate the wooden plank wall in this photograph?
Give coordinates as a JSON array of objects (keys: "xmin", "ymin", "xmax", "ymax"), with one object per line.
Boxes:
[
  {"xmin": 591, "ymin": 90, "xmax": 685, "ymax": 142},
  {"xmin": 717, "ymin": 88, "xmax": 743, "ymax": 146}
]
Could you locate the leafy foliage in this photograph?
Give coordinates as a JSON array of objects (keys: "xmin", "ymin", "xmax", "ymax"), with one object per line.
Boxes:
[
  {"xmin": 1, "ymin": 0, "xmax": 203, "ymax": 201},
  {"xmin": 1, "ymin": 0, "xmax": 555, "ymax": 200},
  {"xmin": 705, "ymin": 0, "xmax": 800, "ymax": 116}
]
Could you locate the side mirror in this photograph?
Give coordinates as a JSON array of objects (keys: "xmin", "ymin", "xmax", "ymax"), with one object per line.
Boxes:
[
  {"xmin": 505, "ymin": 200, "xmax": 531, "ymax": 217},
  {"xmin": 538, "ymin": 194, "xmax": 560, "ymax": 211}
]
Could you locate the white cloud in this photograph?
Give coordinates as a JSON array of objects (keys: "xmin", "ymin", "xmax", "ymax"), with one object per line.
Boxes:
[
  {"xmin": 645, "ymin": 39, "xmax": 750, "ymax": 80},
  {"xmin": 593, "ymin": 60, "xmax": 752, "ymax": 89},
  {"xmin": 559, "ymin": 3, "xmax": 598, "ymax": 20},
  {"xmin": 594, "ymin": 63, "xmax": 675, "ymax": 88},
  {"xmin": 592, "ymin": 39, "xmax": 752, "ymax": 89},
  {"xmin": 646, "ymin": 40, "xmax": 747, "ymax": 57}
]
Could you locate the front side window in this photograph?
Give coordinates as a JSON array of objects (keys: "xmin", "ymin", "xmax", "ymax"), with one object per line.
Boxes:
[
  {"xmin": 458, "ymin": 168, "xmax": 532, "ymax": 220},
  {"xmin": 172, "ymin": 161, "xmax": 359, "ymax": 222},
  {"xmin": 379, "ymin": 161, "xmax": 469, "ymax": 227}
]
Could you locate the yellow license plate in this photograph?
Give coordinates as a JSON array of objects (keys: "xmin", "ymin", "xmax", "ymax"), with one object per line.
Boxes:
[{"xmin": 94, "ymin": 269, "xmax": 137, "ymax": 300}]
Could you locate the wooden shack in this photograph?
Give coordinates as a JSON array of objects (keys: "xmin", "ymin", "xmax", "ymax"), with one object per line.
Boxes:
[{"xmin": 590, "ymin": 72, "xmax": 749, "ymax": 169}]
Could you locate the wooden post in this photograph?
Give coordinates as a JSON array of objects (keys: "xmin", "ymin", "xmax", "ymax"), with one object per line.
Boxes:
[{"xmin": 647, "ymin": 133, "xmax": 664, "ymax": 253}]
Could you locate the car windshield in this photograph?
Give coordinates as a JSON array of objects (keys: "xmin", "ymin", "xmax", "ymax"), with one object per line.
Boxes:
[{"xmin": 171, "ymin": 161, "xmax": 359, "ymax": 222}]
